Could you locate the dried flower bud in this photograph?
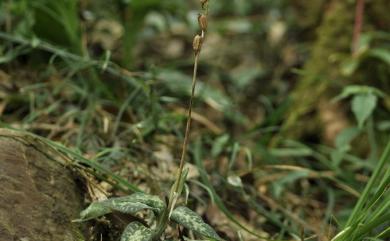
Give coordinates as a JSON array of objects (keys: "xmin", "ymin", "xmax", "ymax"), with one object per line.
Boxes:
[
  {"xmin": 200, "ymin": 0, "xmax": 208, "ymax": 8},
  {"xmin": 192, "ymin": 34, "xmax": 203, "ymax": 53},
  {"xmin": 198, "ymin": 14, "xmax": 208, "ymax": 31}
]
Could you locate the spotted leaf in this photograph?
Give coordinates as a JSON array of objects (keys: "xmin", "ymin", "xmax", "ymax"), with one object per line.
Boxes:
[
  {"xmin": 120, "ymin": 222, "xmax": 153, "ymax": 241},
  {"xmin": 125, "ymin": 192, "xmax": 166, "ymax": 213},
  {"xmin": 76, "ymin": 192, "xmax": 165, "ymax": 222},
  {"xmin": 171, "ymin": 206, "xmax": 223, "ymax": 240},
  {"xmin": 76, "ymin": 202, "xmax": 111, "ymax": 222},
  {"xmin": 105, "ymin": 197, "xmax": 155, "ymax": 214}
]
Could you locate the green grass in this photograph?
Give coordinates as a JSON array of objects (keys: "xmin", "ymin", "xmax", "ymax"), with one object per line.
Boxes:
[{"xmin": 332, "ymin": 140, "xmax": 390, "ymax": 241}]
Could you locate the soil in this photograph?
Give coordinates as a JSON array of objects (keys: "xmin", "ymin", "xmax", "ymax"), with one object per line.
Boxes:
[{"xmin": 0, "ymin": 129, "xmax": 85, "ymax": 241}]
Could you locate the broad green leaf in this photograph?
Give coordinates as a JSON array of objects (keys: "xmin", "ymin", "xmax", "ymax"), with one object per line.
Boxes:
[
  {"xmin": 120, "ymin": 222, "xmax": 153, "ymax": 241},
  {"xmin": 335, "ymin": 127, "xmax": 360, "ymax": 150},
  {"xmin": 76, "ymin": 193, "xmax": 165, "ymax": 222},
  {"xmin": 104, "ymin": 198, "xmax": 155, "ymax": 214},
  {"xmin": 352, "ymin": 94, "xmax": 377, "ymax": 128},
  {"xmin": 211, "ymin": 134, "xmax": 230, "ymax": 158},
  {"xmin": 334, "ymin": 85, "xmax": 384, "ymax": 102},
  {"xmin": 76, "ymin": 199, "xmax": 151, "ymax": 222},
  {"xmin": 76, "ymin": 202, "xmax": 111, "ymax": 222},
  {"xmin": 332, "ymin": 127, "xmax": 361, "ymax": 166},
  {"xmin": 124, "ymin": 192, "xmax": 166, "ymax": 213},
  {"xmin": 369, "ymin": 48, "xmax": 390, "ymax": 66},
  {"xmin": 341, "ymin": 58, "xmax": 359, "ymax": 76},
  {"xmin": 171, "ymin": 206, "xmax": 223, "ymax": 241}
]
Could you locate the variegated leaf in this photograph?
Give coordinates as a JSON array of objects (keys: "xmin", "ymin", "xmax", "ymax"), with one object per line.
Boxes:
[
  {"xmin": 120, "ymin": 222, "xmax": 153, "ymax": 241},
  {"xmin": 171, "ymin": 206, "xmax": 223, "ymax": 241},
  {"xmin": 77, "ymin": 202, "xmax": 111, "ymax": 221},
  {"xmin": 105, "ymin": 198, "xmax": 155, "ymax": 214},
  {"xmin": 77, "ymin": 192, "xmax": 165, "ymax": 222},
  {"xmin": 126, "ymin": 192, "xmax": 166, "ymax": 213}
]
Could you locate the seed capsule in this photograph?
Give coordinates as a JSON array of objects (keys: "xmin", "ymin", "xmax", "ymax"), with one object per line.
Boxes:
[
  {"xmin": 198, "ymin": 14, "xmax": 208, "ymax": 31},
  {"xmin": 192, "ymin": 34, "xmax": 203, "ymax": 53},
  {"xmin": 200, "ymin": 0, "xmax": 208, "ymax": 7}
]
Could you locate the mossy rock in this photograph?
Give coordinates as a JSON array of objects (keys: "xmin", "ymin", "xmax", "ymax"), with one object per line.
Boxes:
[
  {"xmin": 278, "ymin": 1, "xmax": 354, "ymax": 141},
  {"xmin": 0, "ymin": 129, "xmax": 85, "ymax": 241}
]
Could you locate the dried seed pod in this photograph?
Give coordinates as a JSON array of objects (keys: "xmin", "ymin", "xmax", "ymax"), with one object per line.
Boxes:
[
  {"xmin": 200, "ymin": 0, "xmax": 208, "ymax": 3},
  {"xmin": 198, "ymin": 14, "xmax": 208, "ymax": 31},
  {"xmin": 192, "ymin": 34, "xmax": 203, "ymax": 53},
  {"xmin": 200, "ymin": 0, "xmax": 208, "ymax": 8}
]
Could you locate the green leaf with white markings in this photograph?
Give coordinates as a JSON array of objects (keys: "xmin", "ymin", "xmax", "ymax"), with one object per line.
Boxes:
[
  {"xmin": 76, "ymin": 202, "xmax": 112, "ymax": 222},
  {"xmin": 114, "ymin": 192, "xmax": 166, "ymax": 213},
  {"xmin": 120, "ymin": 222, "xmax": 153, "ymax": 241},
  {"xmin": 105, "ymin": 197, "xmax": 156, "ymax": 214},
  {"xmin": 171, "ymin": 206, "xmax": 223, "ymax": 241},
  {"xmin": 76, "ymin": 192, "xmax": 166, "ymax": 222}
]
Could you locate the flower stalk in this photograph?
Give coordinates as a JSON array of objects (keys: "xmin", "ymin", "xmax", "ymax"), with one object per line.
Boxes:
[
  {"xmin": 174, "ymin": 0, "xmax": 208, "ymax": 195},
  {"xmin": 153, "ymin": 1, "xmax": 210, "ymax": 239}
]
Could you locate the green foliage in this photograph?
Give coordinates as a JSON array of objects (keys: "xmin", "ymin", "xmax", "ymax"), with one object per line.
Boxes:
[
  {"xmin": 193, "ymin": 138, "xmax": 267, "ymax": 239},
  {"xmin": 335, "ymin": 85, "xmax": 385, "ymax": 129},
  {"xmin": 332, "ymin": 141, "xmax": 390, "ymax": 241},
  {"xmin": 334, "ymin": 85, "xmax": 384, "ymax": 100},
  {"xmin": 331, "ymin": 127, "xmax": 361, "ymax": 167},
  {"xmin": 77, "ymin": 202, "xmax": 111, "ymax": 222},
  {"xmin": 30, "ymin": 0, "xmax": 82, "ymax": 53},
  {"xmin": 120, "ymin": 222, "xmax": 153, "ymax": 241},
  {"xmin": 351, "ymin": 94, "xmax": 377, "ymax": 129},
  {"xmin": 158, "ymin": 70, "xmax": 248, "ymax": 124},
  {"xmin": 76, "ymin": 193, "xmax": 165, "ymax": 222},
  {"xmin": 211, "ymin": 134, "xmax": 230, "ymax": 158},
  {"xmin": 341, "ymin": 32, "xmax": 390, "ymax": 76},
  {"xmin": 127, "ymin": 193, "xmax": 166, "ymax": 213},
  {"xmin": 171, "ymin": 206, "xmax": 223, "ymax": 241},
  {"xmin": 77, "ymin": 191, "xmax": 221, "ymax": 240}
]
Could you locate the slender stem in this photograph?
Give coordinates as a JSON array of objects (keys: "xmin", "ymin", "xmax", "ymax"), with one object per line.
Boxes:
[
  {"xmin": 153, "ymin": 53, "xmax": 200, "ymax": 240},
  {"xmin": 175, "ymin": 52, "xmax": 200, "ymax": 192},
  {"xmin": 153, "ymin": 3, "xmax": 209, "ymax": 239},
  {"xmin": 352, "ymin": 0, "xmax": 365, "ymax": 56}
]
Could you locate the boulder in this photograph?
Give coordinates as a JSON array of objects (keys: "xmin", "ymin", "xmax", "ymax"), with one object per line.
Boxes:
[{"xmin": 0, "ymin": 129, "xmax": 85, "ymax": 241}]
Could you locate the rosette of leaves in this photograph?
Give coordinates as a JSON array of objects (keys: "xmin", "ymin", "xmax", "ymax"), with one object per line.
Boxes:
[{"xmin": 75, "ymin": 192, "xmax": 223, "ymax": 241}]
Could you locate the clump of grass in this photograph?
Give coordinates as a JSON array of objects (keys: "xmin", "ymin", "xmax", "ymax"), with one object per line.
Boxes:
[{"xmin": 332, "ymin": 140, "xmax": 390, "ymax": 241}]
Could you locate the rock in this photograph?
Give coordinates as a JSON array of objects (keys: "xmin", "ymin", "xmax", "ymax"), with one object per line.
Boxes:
[{"xmin": 0, "ymin": 129, "xmax": 85, "ymax": 241}]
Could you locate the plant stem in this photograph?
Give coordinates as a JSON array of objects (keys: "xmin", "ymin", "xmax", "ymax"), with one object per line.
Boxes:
[
  {"xmin": 153, "ymin": 3, "xmax": 209, "ymax": 239},
  {"xmin": 175, "ymin": 52, "xmax": 200, "ymax": 192},
  {"xmin": 152, "ymin": 52, "xmax": 201, "ymax": 241},
  {"xmin": 352, "ymin": 0, "xmax": 365, "ymax": 56}
]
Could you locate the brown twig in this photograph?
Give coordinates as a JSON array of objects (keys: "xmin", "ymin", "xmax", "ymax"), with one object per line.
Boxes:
[
  {"xmin": 352, "ymin": 0, "xmax": 365, "ymax": 56},
  {"xmin": 174, "ymin": 1, "xmax": 209, "ymax": 194}
]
